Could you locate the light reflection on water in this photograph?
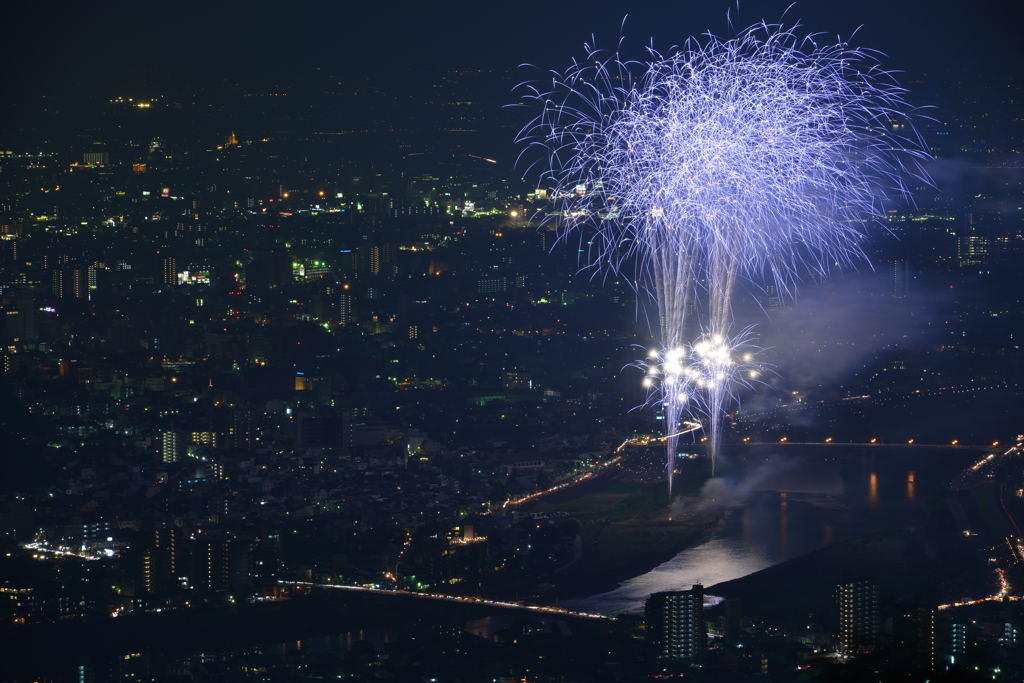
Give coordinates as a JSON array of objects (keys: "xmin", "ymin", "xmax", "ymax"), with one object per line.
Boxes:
[
  {"xmin": 559, "ymin": 536, "xmax": 773, "ymax": 614},
  {"xmin": 560, "ymin": 448, "xmax": 973, "ymax": 615},
  {"xmin": 272, "ymin": 629, "xmax": 394, "ymax": 655}
]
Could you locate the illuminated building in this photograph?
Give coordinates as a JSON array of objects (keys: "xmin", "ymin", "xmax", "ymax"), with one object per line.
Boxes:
[
  {"xmin": 836, "ymin": 576, "xmax": 880, "ymax": 655},
  {"xmin": 998, "ymin": 621, "xmax": 1018, "ymax": 647},
  {"xmin": 1, "ymin": 587, "xmax": 91, "ymax": 624},
  {"xmin": 230, "ymin": 406, "xmax": 259, "ymax": 451},
  {"xmin": 502, "ymin": 371, "xmax": 530, "ymax": 390},
  {"xmin": 478, "ymin": 277, "xmax": 507, "ymax": 294},
  {"xmin": 369, "ymin": 243, "xmax": 397, "ymax": 276},
  {"xmin": 162, "ymin": 256, "xmax": 178, "ymax": 285},
  {"xmin": 948, "ymin": 620, "xmax": 970, "ymax": 664},
  {"xmin": 892, "ymin": 605, "xmax": 936, "ymax": 670},
  {"xmin": 195, "ymin": 538, "xmax": 230, "ymax": 591},
  {"xmin": 890, "ymin": 258, "xmax": 909, "ymax": 298},
  {"xmin": 339, "ymin": 292, "xmax": 353, "ymax": 325},
  {"xmin": 645, "ymin": 585, "xmax": 705, "ymax": 660},
  {"xmin": 52, "ymin": 268, "xmax": 87, "ymax": 299},
  {"xmin": 2, "ymin": 350, "xmax": 18, "ymax": 377},
  {"xmin": 159, "ymin": 430, "xmax": 181, "ymax": 464},
  {"xmin": 190, "ymin": 431, "xmax": 222, "ymax": 449},
  {"xmin": 0, "ymin": 234, "xmax": 18, "ymax": 262},
  {"xmin": 128, "ymin": 528, "xmax": 183, "ymax": 594}
]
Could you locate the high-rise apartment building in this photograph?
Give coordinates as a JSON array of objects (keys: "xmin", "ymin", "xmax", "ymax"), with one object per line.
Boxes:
[
  {"xmin": 338, "ymin": 291, "xmax": 353, "ymax": 326},
  {"xmin": 52, "ymin": 268, "xmax": 87, "ymax": 299},
  {"xmin": 950, "ymin": 621, "xmax": 968, "ymax": 653},
  {"xmin": 195, "ymin": 538, "xmax": 231, "ymax": 591},
  {"xmin": 478, "ymin": 277, "xmax": 508, "ymax": 294},
  {"xmin": 369, "ymin": 243, "xmax": 396, "ymax": 276},
  {"xmin": 159, "ymin": 430, "xmax": 181, "ymax": 464},
  {"xmin": 230, "ymin": 406, "xmax": 259, "ymax": 451},
  {"xmin": 836, "ymin": 576, "xmax": 880, "ymax": 655},
  {"xmin": 890, "ymin": 259, "xmax": 909, "ymax": 298},
  {"xmin": 645, "ymin": 585, "xmax": 705, "ymax": 660},
  {"xmin": 892, "ymin": 605, "xmax": 936, "ymax": 670},
  {"xmin": 162, "ymin": 256, "xmax": 178, "ymax": 285}
]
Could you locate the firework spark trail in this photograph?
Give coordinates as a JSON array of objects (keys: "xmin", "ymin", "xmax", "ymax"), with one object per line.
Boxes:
[{"xmin": 518, "ymin": 21, "xmax": 929, "ymax": 493}]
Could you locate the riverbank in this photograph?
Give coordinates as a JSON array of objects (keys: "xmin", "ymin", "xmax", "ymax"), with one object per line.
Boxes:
[
  {"xmin": 706, "ymin": 525, "xmax": 981, "ymax": 620},
  {"xmin": 529, "ymin": 482, "xmax": 725, "ymax": 600},
  {"xmin": 555, "ymin": 511, "xmax": 724, "ymax": 600}
]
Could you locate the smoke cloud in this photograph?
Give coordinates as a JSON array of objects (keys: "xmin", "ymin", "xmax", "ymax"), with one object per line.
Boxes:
[
  {"xmin": 739, "ymin": 270, "xmax": 950, "ymax": 399},
  {"xmin": 698, "ymin": 457, "xmax": 797, "ymax": 506}
]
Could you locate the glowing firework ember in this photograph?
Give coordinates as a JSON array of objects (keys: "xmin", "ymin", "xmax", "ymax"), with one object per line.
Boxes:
[
  {"xmin": 635, "ymin": 330, "xmax": 767, "ymax": 481},
  {"xmin": 638, "ymin": 333, "xmax": 763, "ymax": 407},
  {"xmin": 518, "ymin": 20, "xmax": 929, "ymax": 494}
]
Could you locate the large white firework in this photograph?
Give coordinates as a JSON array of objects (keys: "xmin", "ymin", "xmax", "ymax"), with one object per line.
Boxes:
[{"xmin": 518, "ymin": 21, "xmax": 930, "ymax": 492}]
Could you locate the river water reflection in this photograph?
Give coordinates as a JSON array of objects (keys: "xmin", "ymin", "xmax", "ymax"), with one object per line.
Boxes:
[{"xmin": 560, "ymin": 445, "xmax": 980, "ymax": 614}]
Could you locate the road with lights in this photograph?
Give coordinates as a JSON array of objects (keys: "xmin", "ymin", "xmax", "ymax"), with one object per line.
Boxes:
[{"xmin": 278, "ymin": 580, "xmax": 615, "ymax": 620}]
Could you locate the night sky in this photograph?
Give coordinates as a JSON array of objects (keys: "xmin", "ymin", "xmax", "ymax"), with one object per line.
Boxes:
[{"xmin": 5, "ymin": 0, "xmax": 1022, "ymax": 98}]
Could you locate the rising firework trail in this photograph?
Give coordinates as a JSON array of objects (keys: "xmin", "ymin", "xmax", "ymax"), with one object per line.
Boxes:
[{"xmin": 518, "ymin": 20, "xmax": 930, "ymax": 495}]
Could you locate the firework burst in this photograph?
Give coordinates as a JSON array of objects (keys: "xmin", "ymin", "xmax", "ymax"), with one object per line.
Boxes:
[
  {"xmin": 518, "ymin": 20, "xmax": 930, "ymax": 493},
  {"xmin": 633, "ymin": 329, "xmax": 768, "ymax": 480}
]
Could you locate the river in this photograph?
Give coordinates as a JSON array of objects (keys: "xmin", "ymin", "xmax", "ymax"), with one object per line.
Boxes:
[{"xmin": 560, "ymin": 444, "xmax": 983, "ymax": 614}]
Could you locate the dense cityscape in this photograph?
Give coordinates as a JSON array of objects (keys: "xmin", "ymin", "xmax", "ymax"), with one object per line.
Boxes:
[{"xmin": 3, "ymin": 2, "xmax": 1024, "ymax": 680}]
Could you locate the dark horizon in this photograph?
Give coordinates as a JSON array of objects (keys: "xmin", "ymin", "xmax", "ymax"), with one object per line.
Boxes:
[{"xmin": 4, "ymin": 0, "xmax": 1022, "ymax": 134}]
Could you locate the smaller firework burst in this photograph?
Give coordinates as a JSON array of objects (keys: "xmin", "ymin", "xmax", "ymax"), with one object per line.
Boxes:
[{"xmin": 634, "ymin": 329, "xmax": 767, "ymax": 428}]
